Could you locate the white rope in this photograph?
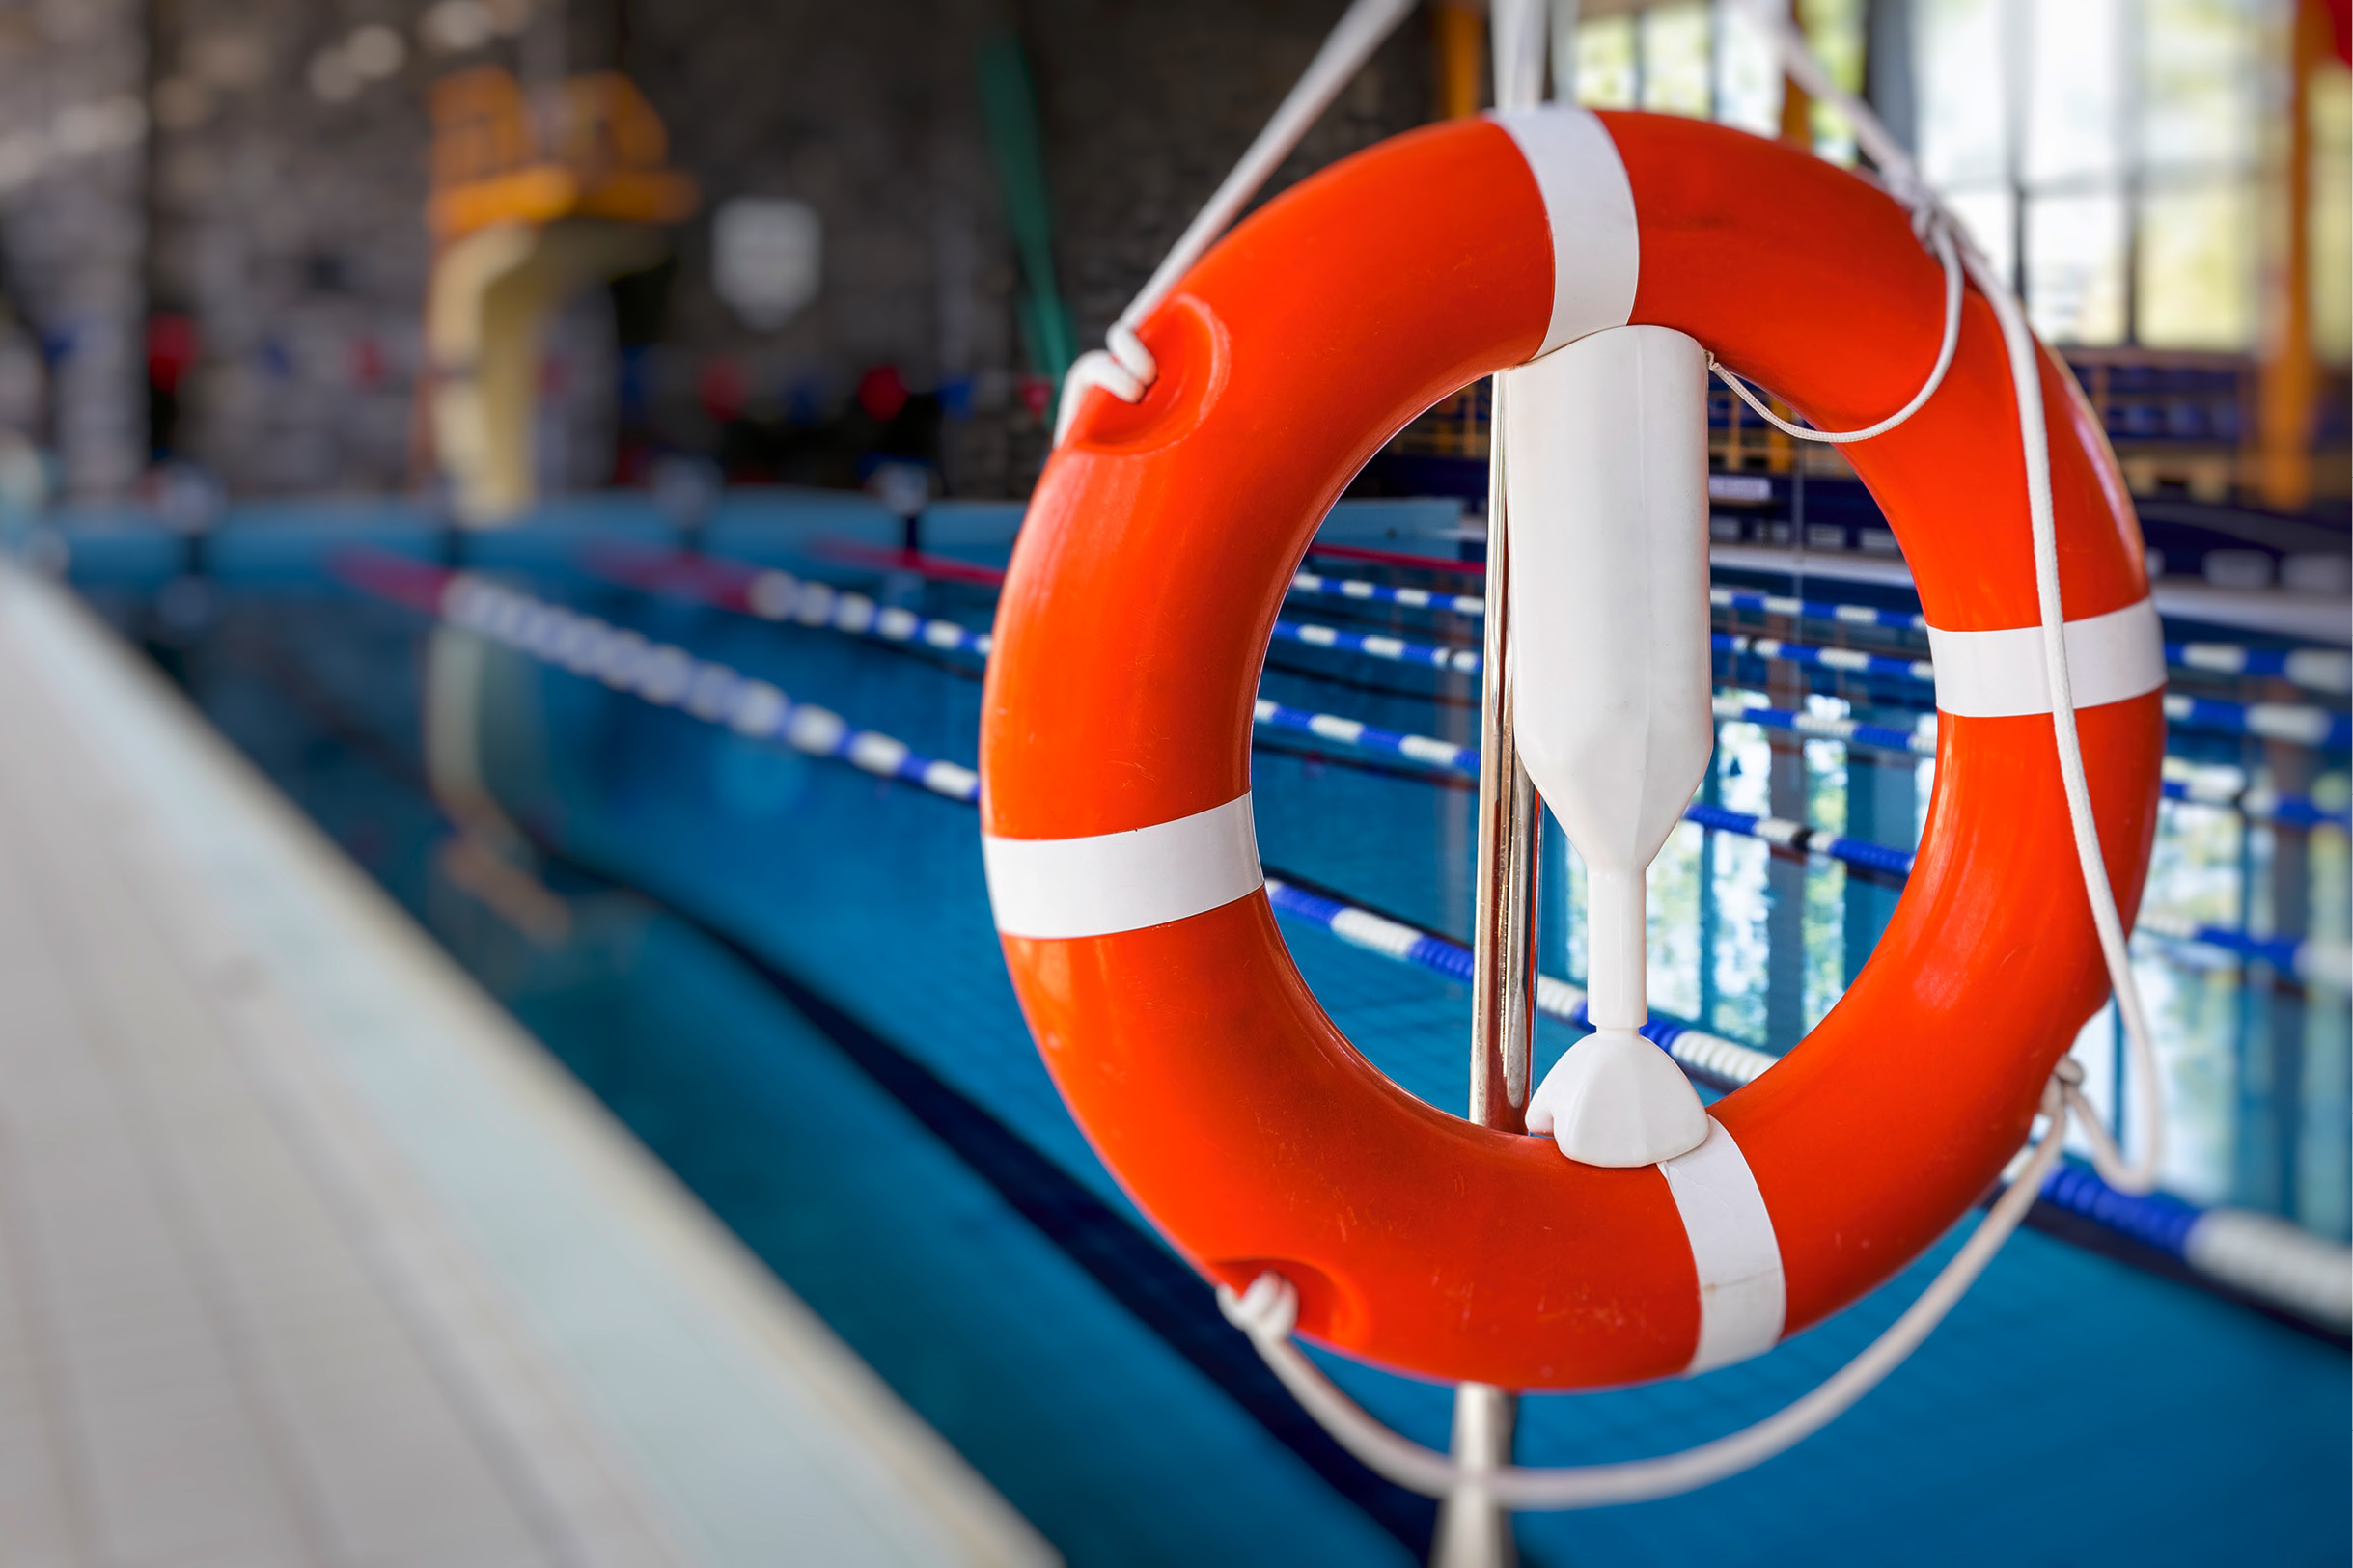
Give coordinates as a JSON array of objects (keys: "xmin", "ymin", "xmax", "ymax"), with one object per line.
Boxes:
[
  {"xmin": 1728, "ymin": 0, "xmax": 2165, "ymax": 1193},
  {"xmin": 1052, "ymin": 0, "xmax": 1419, "ymax": 446},
  {"xmin": 1706, "ymin": 1, "xmax": 1968, "ymax": 446},
  {"xmin": 1707, "ymin": 215, "xmax": 1963, "ymax": 444},
  {"xmin": 1975, "ymin": 251, "xmax": 2166, "ymax": 1194},
  {"xmin": 1218, "ymin": 1070, "xmax": 2077, "ymax": 1508}
]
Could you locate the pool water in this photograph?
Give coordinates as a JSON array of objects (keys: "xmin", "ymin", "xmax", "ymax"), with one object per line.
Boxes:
[{"xmin": 62, "ymin": 496, "xmax": 2351, "ymax": 1566}]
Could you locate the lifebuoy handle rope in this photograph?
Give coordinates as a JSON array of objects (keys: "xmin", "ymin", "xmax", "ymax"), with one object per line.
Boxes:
[
  {"xmin": 1724, "ymin": 0, "xmax": 2166, "ymax": 1195},
  {"xmin": 1217, "ymin": 1066, "xmax": 2079, "ymax": 1509}
]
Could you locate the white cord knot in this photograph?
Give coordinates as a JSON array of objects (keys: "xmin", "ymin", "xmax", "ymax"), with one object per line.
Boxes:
[
  {"xmin": 1216, "ymin": 1271, "xmax": 1300, "ymax": 1343},
  {"xmin": 2040, "ymin": 1069, "xmax": 2072, "ymax": 1126},
  {"xmin": 1105, "ymin": 320, "xmax": 1157, "ymax": 386},
  {"xmin": 1051, "ymin": 319, "xmax": 1162, "ymax": 446}
]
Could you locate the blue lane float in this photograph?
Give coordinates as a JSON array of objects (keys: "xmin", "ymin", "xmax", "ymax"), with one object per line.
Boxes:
[
  {"xmin": 1711, "ymin": 695, "xmax": 2348, "ymax": 828},
  {"xmin": 1253, "ymin": 690, "xmax": 2350, "ymax": 985},
  {"xmin": 1285, "ymin": 566, "xmax": 2353, "ymax": 696},
  {"xmin": 1288, "ymin": 569, "xmax": 1485, "ymax": 618},
  {"xmin": 1270, "ymin": 606, "xmax": 2350, "ymax": 753},
  {"xmin": 446, "ymin": 573, "xmax": 986, "ymax": 805},
  {"xmin": 441, "ymin": 561, "xmax": 2346, "ymax": 990},
  {"xmin": 1273, "ymin": 617, "xmax": 1481, "ymax": 674},
  {"xmin": 573, "ymin": 543, "xmax": 2353, "ymax": 835},
  {"xmin": 338, "ymin": 556, "xmax": 2350, "ymax": 1335}
]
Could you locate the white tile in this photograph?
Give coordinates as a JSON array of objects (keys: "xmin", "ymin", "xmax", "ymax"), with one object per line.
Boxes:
[{"xmin": 0, "ymin": 570, "xmax": 1056, "ymax": 1568}]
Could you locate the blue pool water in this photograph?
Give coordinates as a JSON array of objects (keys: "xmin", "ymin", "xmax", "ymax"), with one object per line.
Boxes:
[{"xmin": 61, "ymin": 493, "xmax": 2351, "ymax": 1565}]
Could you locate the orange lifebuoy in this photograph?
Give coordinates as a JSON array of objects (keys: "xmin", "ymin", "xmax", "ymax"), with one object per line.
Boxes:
[{"xmin": 978, "ymin": 109, "xmax": 2163, "ymax": 1390}]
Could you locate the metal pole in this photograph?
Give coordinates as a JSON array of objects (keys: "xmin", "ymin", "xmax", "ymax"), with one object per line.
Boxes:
[
  {"xmin": 1434, "ymin": 377, "xmax": 1538, "ymax": 1568},
  {"xmin": 1431, "ymin": 1381, "xmax": 1520, "ymax": 1568},
  {"xmin": 1438, "ymin": 11, "xmax": 1544, "ymax": 1560},
  {"xmin": 1467, "ymin": 376, "xmax": 1541, "ymax": 1139}
]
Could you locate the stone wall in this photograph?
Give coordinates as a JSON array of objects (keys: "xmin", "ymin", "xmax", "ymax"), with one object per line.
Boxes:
[
  {"xmin": 146, "ymin": 0, "xmax": 433, "ymax": 498},
  {"xmin": 0, "ymin": 0, "xmax": 1440, "ymax": 502},
  {"xmin": 0, "ymin": 0, "xmax": 148, "ymax": 500}
]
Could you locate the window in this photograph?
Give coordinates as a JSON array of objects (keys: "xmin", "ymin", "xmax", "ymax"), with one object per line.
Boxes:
[
  {"xmin": 1569, "ymin": 0, "xmax": 1864, "ymax": 159},
  {"xmin": 2311, "ymin": 59, "xmax": 2351, "ymax": 364},
  {"xmin": 1640, "ymin": 4, "xmax": 1714, "ymax": 118},
  {"xmin": 1917, "ymin": 0, "xmax": 2279, "ymax": 348},
  {"xmin": 1574, "ymin": 13, "xmax": 1638, "ymax": 107},
  {"xmin": 1564, "ymin": 0, "xmax": 2301, "ymax": 354}
]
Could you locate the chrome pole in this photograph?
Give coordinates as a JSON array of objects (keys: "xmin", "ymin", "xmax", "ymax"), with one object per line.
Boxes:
[
  {"xmin": 1467, "ymin": 373, "xmax": 1541, "ymax": 1137},
  {"xmin": 1433, "ymin": 371, "xmax": 1537, "ymax": 1568},
  {"xmin": 1439, "ymin": 9, "xmax": 1544, "ymax": 1560},
  {"xmin": 1431, "ymin": 1381, "xmax": 1520, "ymax": 1568}
]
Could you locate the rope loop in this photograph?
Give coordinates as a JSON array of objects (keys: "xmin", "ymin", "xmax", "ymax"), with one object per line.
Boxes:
[
  {"xmin": 1706, "ymin": 206, "xmax": 1965, "ymax": 447},
  {"xmin": 1052, "ymin": 321, "xmax": 1160, "ymax": 445}
]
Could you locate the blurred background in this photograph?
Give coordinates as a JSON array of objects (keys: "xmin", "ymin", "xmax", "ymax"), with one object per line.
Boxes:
[
  {"xmin": 0, "ymin": 3, "xmax": 2344, "ymax": 1567},
  {"xmin": 0, "ymin": 0, "xmax": 2339, "ymax": 526}
]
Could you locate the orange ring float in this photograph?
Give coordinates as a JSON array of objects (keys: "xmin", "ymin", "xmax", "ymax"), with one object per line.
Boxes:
[{"xmin": 978, "ymin": 109, "xmax": 2163, "ymax": 1390}]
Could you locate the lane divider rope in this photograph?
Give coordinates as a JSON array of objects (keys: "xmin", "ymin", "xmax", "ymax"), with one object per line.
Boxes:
[
  {"xmin": 775, "ymin": 532, "xmax": 2350, "ymax": 703},
  {"xmin": 1287, "ymin": 570, "xmax": 2352, "ymax": 696},
  {"xmin": 1712, "ymin": 694, "xmax": 2346, "ymax": 828},
  {"xmin": 1255, "ymin": 695, "xmax": 2349, "ymax": 984},
  {"xmin": 1267, "ymin": 873, "xmax": 2349, "ymax": 1336},
  {"xmin": 337, "ymin": 552, "xmax": 990, "ymax": 805},
  {"xmin": 580, "ymin": 543, "xmax": 999, "ymax": 659},
  {"xmin": 419, "ymin": 551, "xmax": 2353, "ymax": 982},
  {"xmin": 582, "ymin": 543, "xmax": 2351, "ymax": 828},
  {"xmin": 1268, "ymin": 609, "xmax": 2351, "ymax": 752},
  {"xmin": 330, "ymin": 549, "xmax": 2352, "ymax": 1349}
]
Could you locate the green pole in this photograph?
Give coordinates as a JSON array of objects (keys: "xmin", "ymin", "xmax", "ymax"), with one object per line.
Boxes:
[{"xmin": 976, "ymin": 31, "xmax": 1077, "ymax": 411}]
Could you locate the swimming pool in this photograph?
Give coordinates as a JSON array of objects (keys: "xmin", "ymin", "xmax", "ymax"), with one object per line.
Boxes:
[{"xmin": 57, "ymin": 492, "xmax": 2351, "ymax": 1565}]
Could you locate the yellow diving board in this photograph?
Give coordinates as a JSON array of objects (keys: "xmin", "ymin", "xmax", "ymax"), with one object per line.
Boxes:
[{"xmin": 425, "ymin": 69, "xmax": 698, "ymax": 526}]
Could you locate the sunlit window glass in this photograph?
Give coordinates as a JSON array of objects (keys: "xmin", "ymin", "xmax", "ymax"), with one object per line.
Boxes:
[
  {"xmin": 2312, "ymin": 67, "xmax": 2351, "ymax": 363},
  {"xmin": 2027, "ymin": 191, "xmax": 2129, "ymax": 344},
  {"xmin": 1800, "ymin": 0, "xmax": 1865, "ymax": 163},
  {"xmin": 2025, "ymin": 0, "xmax": 2124, "ymax": 185},
  {"xmin": 1641, "ymin": 2, "xmax": 1714, "ymax": 118},
  {"xmin": 2139, "ymin": 0, "xmax": 2261, "ymax": 173},
  {"xmin": 1915, "ymin": 0, "xmax": 2007, "ymax": 187},
  {"xmin": 1575, "ymin": 14, "xmax": 1638, "ymax": 109},
  {"xmin": 1713, "ymin": 0, "xmax": 1783, "ymax": 136},
  {"xmin": 1946, "ymin": 187, "xmax": 2015, "ymax": 289},
  {"xmin": 2138, "ymin": 183, "xmax": 2258, "ymax": 349}
]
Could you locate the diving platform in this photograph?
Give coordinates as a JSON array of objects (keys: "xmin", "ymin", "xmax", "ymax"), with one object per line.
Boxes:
[{"xmin": 0, "ymin": 564, "xmax": 1051, "ymax": 1567}]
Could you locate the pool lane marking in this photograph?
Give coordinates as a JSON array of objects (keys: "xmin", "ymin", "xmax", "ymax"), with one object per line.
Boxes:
[
  {"xmin": 589, "ymin": 542, "xmax": 2353, "ymax": 754},
  {"xmin": 760, "ymin": 538, "xmax": 2350, "ymax": 699},
  {"xmin": 359, "ymin": 551, "xmax": 2348, "ymax": 980},
  {"xmin": 330, "ymin": 548, "xmax": 2353, "ymax": 1334}
]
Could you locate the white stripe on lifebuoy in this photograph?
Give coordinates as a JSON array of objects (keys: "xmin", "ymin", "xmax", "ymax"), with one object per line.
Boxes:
[
  {"xmin": 1659, "ymin": 1119, "xmax": 1787, "ymax": 1374},
  {"xmin": 1490, "ymin": 108, "xmax": 1640, "ymax": 358},
  {"xmin": 1925, "ymin": 598, "xmax": 2165, "ymax": 718},
  {"xmin": 983, "ymin": 794, "xmax": 1264, "ymax": 940}
]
